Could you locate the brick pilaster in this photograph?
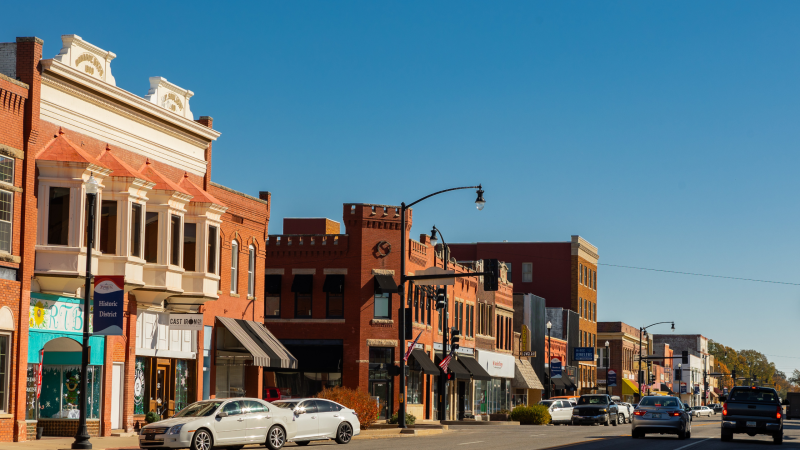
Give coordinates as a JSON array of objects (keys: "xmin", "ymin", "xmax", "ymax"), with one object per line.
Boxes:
[{"xmin": 196, "ymin": 116, "xmax": 213, "ymax": 190}]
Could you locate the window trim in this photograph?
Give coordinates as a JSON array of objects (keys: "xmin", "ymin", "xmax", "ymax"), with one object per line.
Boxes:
[
  {"xmin": 230, "ymin": 240, "xmax": 239, "ymax": 294},
  {"xmin": 169, "ymin": 214, "xmax": 182, "ymax": 267}
]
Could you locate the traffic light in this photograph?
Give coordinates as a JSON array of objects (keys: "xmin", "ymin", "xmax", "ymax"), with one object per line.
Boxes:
[
  {"xmin": 638, "ymin": 370, "xmax": 644, "ymax": 384},
  {"xmin": 387, "ymin": 364, "xmax": 401, "ymax": 377},
  {"xmin": 649, "ymin": 373, "xmax": 656, "ymax": 384},
  {"xmin": 681, "ymin": 350, "xmax": 689, "ymax": 365},
  {"xmin": 451, "ymin": 333, "xmax": 460, "ymax": 351},
  {"xmin": 483, "ymin": 259, "xmax": 499, "ymax": 291},
  {"xmin": 404, "ymin": 307, "xmax": 413, "ymax": 339},
  {"xmin": 436, "ymin": 288, "xmax": 447, "ymax": 310}
]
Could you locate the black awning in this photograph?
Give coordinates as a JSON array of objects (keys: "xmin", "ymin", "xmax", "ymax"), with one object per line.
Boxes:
[
  {"xmin": 435, "ymin": 353, "xmax": 470, "ymax": 380},
  {"xmin": 291, "ymin": 274, "xmax": 313, "ymax": 294},
  {"xmin": 552, "ymin": 377, "xmax": 567, "ymax": 389},
  {"xmin": 459, "ymin": 356, "xmax": 492, "ymax": 381},
  {"xmin": 661, "ymin": 383, "xmax": 674, "ymax": 394},
  {"xmin": 374, "ymin": 275, "xmax": 398, "ymax": 294},
  {"xmin": 265, "ymin": 275, "xmax": 282, "ymax": 294},
  {"xmin": 323, "ymin": 274, "xmax": 345, "ymax": 294},
  {"xmin": 563, "ymin": 378, "xmax": 577, "ymax": 390},
  {"xmin": 410, "ymin": 349, "xmax": 440, "ymax": 375}
]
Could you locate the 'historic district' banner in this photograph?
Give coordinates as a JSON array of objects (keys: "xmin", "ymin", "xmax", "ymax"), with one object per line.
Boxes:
[{"xmin": 93, "ymin": 276, "xmax": 124, "ymax": 335}]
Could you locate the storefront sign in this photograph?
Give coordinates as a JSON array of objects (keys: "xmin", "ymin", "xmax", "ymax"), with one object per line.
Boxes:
[
  {"xmin": 477, "ymin": 350, "xmax": 515, "ymax": 378},
  {"xmin": 520, "ymin": 325, "xmax": 530, "ymax": 352},
  {"xmin": 30, "ymin": 296, "xmax": 92, "ymax": 333},
  {"xmin": 573, "ymin": 347, "xmax": 595, "ymax": 362},
  {"xmin": 694, "ymin": 385, "xmax": 700, "ymax": 395},
  {"xmin": 723, "ymin": 387, "xmax": 728, "ymax": 395},
  {"xmin": 169, "ymin": 314, "xmax": 204, "ymax": 331},
  {"xmin": 680, "ymin": 382, "xmax": 687, "ymax": 394},
  {"xmin": 551, "ymin": 357, "xmax": 562, "ymax": 378},
  {"xmin": 608, "ymin": 369, "xmax": 617, "ymax": 387},
  {"xmin": 433, "ymin": 342, "xmax": 474, "ymax": 355},
  {"xmin": 93, "ymin": 276, "xmax": 124, "ymax": 335}
]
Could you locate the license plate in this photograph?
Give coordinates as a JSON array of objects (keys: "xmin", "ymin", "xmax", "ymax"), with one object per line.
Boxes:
[
  {"xmin": 747, "ymin": 421, "xmax": 757, "ymax": 428},
  {"xmin": 651, "ymin": 413, "xmax": 662, "ymax": 419},
  {"xmin": 145, "ymin": 434, "xmax": 155, "ymax": 440}
]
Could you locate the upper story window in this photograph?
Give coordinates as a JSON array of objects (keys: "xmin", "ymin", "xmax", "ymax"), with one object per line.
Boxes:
[
  {"xmin": 230, "ymin": 240, "xmax": 239, "ymax": 293},
  {"xmin": 207, "ymin": 226, "xmax": 218, "ymax": 274},
  {"xmin": 99, "ymin": 200, "xmax": 117, "ymax": 254},
  {"xmin": 506, "ymin": 263, "xmax": 512, "ymax": 282},
  {"xmin": 247, "ymin": 245, "xmax": 255, "ymax": 297},
  {"xmin": 0, "ymin": 157, "xmax": 12, "ymax": 184},
  {"xmin": 0, "ymin": 156, "xmax": 13, "ymax": 254},
  {"xmin": 265, "ymin": 275, "xmax": 281, "ymax": 318},
  {"xmin": 169, "ymin": 215, "xmax": 181, "ymax": 266},
  {"xmin": 144, "ymin": 212, "xmax": 159, "ymax": 263},
  {"xmin": 183, "ymin": 223, "xmax": 197, "ymax": 272},
  {"xmin": 374, "ymin": 289, "xmax": 390, "ymax": 319},
  {"xmin": 522, "ymin": 263, "xmax": 532, "ymax": 282},
  {"xmin": 579, "ymin": 263, "xmax": 583, "ymax": 284},
  {"xmin": 130, "ymin": 204, "xmax": 142, "ymax": 258},
  {"xmin": 47, "ymin": 187, "xmax": 70, "ymax": 246}
]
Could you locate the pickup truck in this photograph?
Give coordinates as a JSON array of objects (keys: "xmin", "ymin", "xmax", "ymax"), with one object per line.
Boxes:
[{"xmin": 722, "ymin": 386, "xmax": 783, "ymax": 444}]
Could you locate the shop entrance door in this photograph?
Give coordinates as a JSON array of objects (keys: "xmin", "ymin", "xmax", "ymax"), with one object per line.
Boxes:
[
  {"xmin": 457, "ymin": 381, "xmax": 466, "ymax": 420},
  {"xmin": 370, "ymin": 381, "xmax": 391, "ymax": 420},
  {"xmin": 155, "ymin": 363, "xmax": 171, "ymax": 418},
  {"xmin": 111, "ymin": 363, "xmax": 124, "ymax": 429}
]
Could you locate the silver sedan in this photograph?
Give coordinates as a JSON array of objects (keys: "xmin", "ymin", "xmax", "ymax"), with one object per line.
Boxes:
[{"xmin": 631, "ymin": 396, "xmax": 691, "ymax": 440}]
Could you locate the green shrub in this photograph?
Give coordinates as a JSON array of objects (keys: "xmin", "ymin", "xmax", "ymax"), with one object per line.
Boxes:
[
  {"xmin": 510, "ymin": 405, "xmax": 551, "ymax": 425},
  {"xmin": 387, "ymin": 411, "xmax": 417, "ymax": 425},
  {"xmin": 145, "ymin": 411, "xmax": 160, "ymax": 424}
]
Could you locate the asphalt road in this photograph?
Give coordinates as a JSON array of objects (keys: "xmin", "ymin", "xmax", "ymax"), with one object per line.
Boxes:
[{"xmin": 285, "ymin": 415, "xmax": 800, "ymax": 449}]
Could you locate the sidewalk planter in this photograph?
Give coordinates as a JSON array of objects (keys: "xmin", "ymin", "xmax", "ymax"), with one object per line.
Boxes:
[{"xmin": 489, "ymin": 413, "xmax": 510, "ymax": 421}]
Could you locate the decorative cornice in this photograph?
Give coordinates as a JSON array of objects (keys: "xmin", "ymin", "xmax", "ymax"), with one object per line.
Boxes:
[
  {"xmin": 366, "ymin": 339, "xmax": 398, "ymax": 347},
  {"xmin": 0, "ymin": 73, "xmax": 28, "ymax": 90},
  {"xmin": 16, "ymin": 37, "xmax": 43, "ymax": 45},
  {"xmin": 371, "ymin": 269, "xmax": 395, "ymax": 276},
  {"xmin": 209, "ymin": 182, "xmax": 269, "ymax": 205}
]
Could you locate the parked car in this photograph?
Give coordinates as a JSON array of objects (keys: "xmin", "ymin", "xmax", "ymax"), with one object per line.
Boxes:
[
  {"xmin": 572, "ymin": 394, "xmax": 620, "ymax": 426},
  {"xmin": 538, "ymin": 400, "xmax": 574, "ymax": 424},
  {"xmin": 617, "ymin": 402, "xmax": 633, "ymax": 424},
  {"xmin": 711, "ymin": 403, "xmax": 723, "ymax": 414},
  {"xmin": 692, "ymin": 406, "xmax": 714, "ymax": 417},
  {"xmin": 721, "ymin": 386, "xmax": 783, "ymax": 444},
  {"xmin": 784, "ymin": 392, "xmax": 800, "ymax": 420},
  {"xmin": 138, "ymin": 398, "xmax": 295, "ymax": 450},
  {"xmin": 631, "ymin": 395, "xmax": 692, "ymax": 439},
  {"xmin": 273, "ymin": 398, "xmax": 361, "ymax": 445},
  {"xmin": 263, "ymin": 386, "xmax": 282, "ymax": 403}
]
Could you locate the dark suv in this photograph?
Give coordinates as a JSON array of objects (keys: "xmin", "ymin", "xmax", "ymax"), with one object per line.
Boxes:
[
  {"xmin": 722, "ymin": 386, "xmax": 783, "ymax": 444},
  {"xmin": 571, "ymin": 394, "xmax": 620, "ymax": 426}
]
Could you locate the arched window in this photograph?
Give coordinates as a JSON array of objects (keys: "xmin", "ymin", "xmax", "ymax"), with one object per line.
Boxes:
[
  {"xmin": 230, "ymin": 240, "xmax": 239, "ymax": 294},
  {"xmin": 247, "ymin": 245, "xmax": 255, "ymax": 297}
]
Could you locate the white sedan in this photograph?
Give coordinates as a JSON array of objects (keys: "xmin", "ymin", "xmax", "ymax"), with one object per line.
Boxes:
[
  {"xmin": 139, "ymin": 398, "xmax": 295, "ymax": 450},
  {"xmin": 691, "ymin": 405, "xmax": 714, "ymax": 417},
  {"xmin": 272, "ymin": 398, "xmax": 361, "ymax": 445}
]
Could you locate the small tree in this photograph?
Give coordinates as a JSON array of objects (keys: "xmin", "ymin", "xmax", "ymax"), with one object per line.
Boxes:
[{"xmin": 315, "ymin": 386, "xmax": 380, "ymax": 429}]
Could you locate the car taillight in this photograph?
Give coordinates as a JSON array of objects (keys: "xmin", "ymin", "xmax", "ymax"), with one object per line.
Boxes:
[
  {"xmin": 777, "ymin": 405, "xmax": 782, "ymax": 420},
  {"xmin": 634, "ymin": 410, "xmax": 646, "ymax": 416},
  {"xmin": 669, "ymin": 412, "xmax": 681, "ymax": 417},
  {"xmin": 723, "ymin": 403, "xmax": 727, "ymax": 416}
]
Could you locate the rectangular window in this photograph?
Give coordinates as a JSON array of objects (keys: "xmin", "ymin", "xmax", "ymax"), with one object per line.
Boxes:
[
  {"xmin": 207, "ymin": 226, "xmax": 218, "ymax": 274},
  {"xmin": 0, "ymin": 334, "xmax": 7, "ymax": 412},
  {"xmin": 170, "ymin": 215, "xmax": 181, "ymax": 266},
  {"xmin": 0, "ymin": 191, "xmax": 11, "ymax": 254},
  {"xmin": 496, "ymin": 315, "xmax": 501, "ymax": 348},
  {"xmin": 594, "ymin": 270, "xmax": 597, "ymax": 289},
  {"xmin": 426, "ymin": 290, "xmax": 431, "ymax": 325},
  {"xmin": 47, "ymin": 187, "xmax": 70, "ymax": 246},
  {"xmin": 326, "ymin": 292, "xmax": 344, "ymax": 318},
  {"xmin": 506, "ymin": 263, "xmax": 512, "ymax": 283},
  {"xmin": 265, "ymin": 275, "xmax": 281, "ymax": 318},
  {"xmin": 99, "ymin": 200, "xmax": 117, "ymax": 254},
  {"xmin": 295, "ymin": 293, "xmax": 312, "ymax": 318},
  {"xmin": 579, "ymin": 264, "xmax": 583, "ymax": 284},
  {"xmin": 183, "ymin": 223, "xmax": 197, "ymax": 271},
  {"xmin": 374, "ymin": 291, "xmax": 390, "ymax": 319},
  {"xmin": 247, "ymin": 246, "xmax": 255, "ymax": 297},
  {"xmin": 144, "ymin": 212, "xmax": 159, "ymax": 263},
  {"xmin": 522, "ymin": 263, "xmax": 532, "ymax": 282},
  {"xmin": 230, "ymin": 241, "xmax": 239, "ymax": 293},
  {"xmin": 0, "ymin": 156, "xmax": 12, "ymax": 184},
  {"xmin": 413, "ymin": 286, "xmax": 419, "ymax": 323},
  {"xmin": 438, "ymin": 300, "xmax": 443, "ymax": 332},
  {"xmin": 130, "ymin": 203, "xmax": 142, "ymax": 258}
]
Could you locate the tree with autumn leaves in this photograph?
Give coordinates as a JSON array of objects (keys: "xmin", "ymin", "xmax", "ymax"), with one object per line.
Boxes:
[{"xmin": 708, "ymin": 340, "xmax": 799, "ymax": 398}]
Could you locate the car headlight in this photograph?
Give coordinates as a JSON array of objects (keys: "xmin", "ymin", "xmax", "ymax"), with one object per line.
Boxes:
[
  {"xmin": 600, "ymin": 409, "xmax": 607, "ymax": 413},
  {"xmin": 168, "ymin": 424, "xmax": 184, "ymax": 435}
]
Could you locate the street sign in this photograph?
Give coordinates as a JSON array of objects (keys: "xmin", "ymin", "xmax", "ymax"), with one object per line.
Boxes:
[
  {"xmin": 680, "ymin": 382, "xmax": 687, "ymax": 394},
  {"xmin": 169, "ymin": 314, "xmax": 204, "ymax": 331},
  {"xmin": 93, "ymin": 276, "xmax": 124, "ymax": 335},
  {"xmin": 608, "ymin": 369, "xmax": 617, "ymax": 387},
  {"xmin": 413, "ymin": 267, "xmax": 456, "ymax": 286},
  {"xmin": 573, "ymin": 347, "xmax": 595, "ymax": 362},
  {"xmin": 551, "ymin": 357, "xmax": 562, "ymax": 378},
  {"xmin": 694, "ymin": 385, "xmax": 700, "ymax": 395},
  {"xmin": 518, "ymin": 351, "xmax": 535, "ymax": 357},
  {"xmin": 723, "ymin": 387, "xmax": 728, "ymax": 395}
]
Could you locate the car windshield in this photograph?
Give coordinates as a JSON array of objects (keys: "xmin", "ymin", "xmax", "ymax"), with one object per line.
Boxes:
[
  {"xmin": 638, "ymin": 397, "xmax": 679, "ymax": 408},
  {"xmin": 273, "ymin": 401, "xmax": 300, "ymax": 409},
  {"xmin": 174, "ymin": 401, "xmax": 224, "ymax": 417},
  {"xmin": 577, "ymin": 396, "xmax": 608, "ymax": 405},
  {"xmin": 539, "ymin": 401, "xmax": 554, "ymax": 407},
  {"xmin": 730, "ymin": 389, "xmax": 779, "ymax": 403},
  {"xmin": 692, "ymin": 406, "xmax": 702, "ymax": 410}
]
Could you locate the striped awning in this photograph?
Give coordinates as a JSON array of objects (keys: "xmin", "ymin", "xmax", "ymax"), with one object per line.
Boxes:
[
  {"xmin": 216, "ymin": 317, "xmax": 298, "ymax": 369},
  {"xmin": 513, "ymin": 358, "xmax": 544, "ymax": 390}
]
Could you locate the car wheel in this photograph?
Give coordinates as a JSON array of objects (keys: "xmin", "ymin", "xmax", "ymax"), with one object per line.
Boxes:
[
  {"xmin": 190, "ymin": 429, "xmax": 213, "ymax": 450},
  {"xmin": 774, "ymin": 433, "xmax": 783, "ymax": 445},
  {"xmin": 266, "ymin": 425, "xmax": 285, "ymax": 450},
  {"xmin": 612, "ymin": 414, "xmax": 618, "ymax": 426},
  {"xmin": 604, "ymin": 415, "xmax": 610, "ymax": 426},
  {"xmin": 632, "ymin": 430, "xmax": 643, "ymax": 439},
  {"xmin": 335, "ymin": 422, "xmax": 353, "ymax": 445},
  {"xmin": 678, "ymin": 426, "xmax": 687, "ymax": 440},
  {"xmin": 721, "ymin": 429, "xmax": 733, "ymax": 442},
  {"xmin": 296, "ymin": 442, "xmax": 310, "ymax": 446}
]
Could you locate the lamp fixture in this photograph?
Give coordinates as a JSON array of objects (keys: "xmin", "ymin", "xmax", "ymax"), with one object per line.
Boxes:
[{"xmin": 475, "ymin": 186, "xmax": 486, "ymax": 211}]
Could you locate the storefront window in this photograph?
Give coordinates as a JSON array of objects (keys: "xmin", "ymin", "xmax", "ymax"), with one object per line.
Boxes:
[
  {"xmin": 408, "ymin": 368, "xmax": 422, "ymax": 404},
  {"xmin": 175, "ymin": 360, "xmax": 191, "ymax": 413},
  {"xmin": 134, "ymin": 356, "xmax": 148, "ymax": 415},
  {"xmin": 474, "ymin": 380, "xmax": 487, "ymax": 414},
  {"xmin": 26, "ymin": 364, "xmax": 37, "ymax": 420},
  {"xmin": 39, "ymin": 365, "xmax": 102, "ymax": 419},
  {"xmin": 274, "ymin": 372, "xmax": 342, "ymax": 398},
  {"xmin": 369, "ymin": 347, "xmax": 393, "ymax": 419},
  {"xmin": 216, "ymin": 364, "xmax": 245, "ymax": 398}
]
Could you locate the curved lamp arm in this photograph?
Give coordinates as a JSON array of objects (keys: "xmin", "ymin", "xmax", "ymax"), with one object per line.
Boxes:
[{"xmin": 405, "ymin": 185, "xmax": 481, "ymax": 209}]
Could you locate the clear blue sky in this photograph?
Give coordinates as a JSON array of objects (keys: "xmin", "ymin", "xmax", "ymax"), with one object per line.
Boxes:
[{"xmin": 8, "ymin": 1, "xmax": 800, "ymax": 373}]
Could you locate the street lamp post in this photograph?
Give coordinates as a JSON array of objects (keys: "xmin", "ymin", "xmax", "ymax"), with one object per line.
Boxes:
[
  {"xmin": 637, "ymin": 321, "xmax": 674, "ymax": 402},
  {"xmin": 73, "ymin": 174, "xmax": 98, "ymax": 449},
  {"xmin": 604, "ymin": 341, "xmax": 610, "ymax": 395},
  {"xmin": 398, "ymin": 186, "xmax": 485, "ymax": 427},
  {"xmin": 430, "ymin": 226, "xmax": 451, "ymax": 421},
  {"xmin": 546, "ymin": 321, "xmax": 552, "ymax": 400}
]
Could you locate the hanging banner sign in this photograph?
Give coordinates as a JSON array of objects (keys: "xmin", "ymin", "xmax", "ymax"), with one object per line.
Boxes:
[
  {"xmin": 551, "ymin": 357, "xmax": 563, "ymax": 378},
  {"xmin": 680, "ymin": 382, "xmax": 687, "ymax": 394},
  {"xmin": 573, "ymin": 347, "xmax": 595, "ymax": 362},
  {"xmin": 608, "ymin": 369, "xmax": 617, "ymax": 387},
  {"xmin": 93, "ymin": 276, "xmax": 124, "ymax": 335},
  {"xmin": 169, "ymin": 314, "xmax": 204, "ymax": 331}
]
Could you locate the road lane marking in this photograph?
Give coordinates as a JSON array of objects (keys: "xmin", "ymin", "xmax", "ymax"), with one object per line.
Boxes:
[
  {"xmin": 672, "ymin": 437, "xmax": 711, "ymax": 450},
  {"xmin": 458, "ymin": 441, "xmax": 484, "ymax": 445},
  {"xmin": 538, "ymin": 437, "xmax": 613, "ymax": 449}
]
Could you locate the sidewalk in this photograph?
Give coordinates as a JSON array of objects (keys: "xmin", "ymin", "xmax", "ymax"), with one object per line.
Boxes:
[{"xmin": 0, "ymin": 436, "xmax": 140, "ymax": 450}]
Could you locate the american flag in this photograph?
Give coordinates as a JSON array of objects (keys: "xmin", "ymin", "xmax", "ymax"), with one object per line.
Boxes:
[{"xmin": 439, "ymin": 348, "xmax": 456, "ymax": 373}]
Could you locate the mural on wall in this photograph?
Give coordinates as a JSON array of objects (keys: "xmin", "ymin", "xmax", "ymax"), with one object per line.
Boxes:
[
  {"xmin": 175, "ymin": 360, "xmax": 190, "ymax": 413},
  {"xmin": 134, "ymin": 357, "xmax": 146, "ymax": 415},
  {"xmin": 30, "ymin": 297, "xmax": 93, "ymax": 333}
]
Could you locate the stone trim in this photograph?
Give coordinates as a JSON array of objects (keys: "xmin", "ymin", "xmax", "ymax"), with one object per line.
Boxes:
[
  {"xmin": 372, "ymin": 269, "xmax": 395, "ymax": 276},
  {"xmin": 264, "ymin": 318, "xmax": 345, "ymax": 324},
  {"xmin": 0, "ymin": 144, "xmax": 24, "ymax": 160},
  {"xmin": 229, "ymin": 293, "xmax": 240, "ymax": 298},
  {"xmin": 291, "ymin": 268, "xmax": 316, "ymax": 275},
  {"xmin": 370, "ymin": 319, "xmax": 394, "ymax": 325},
  {"xmin": 210, "ymin": 182, "xmax": 269, "ymax": 205},
  {"xmin": 0, "ymin": 253, "xmax": 20, "ymax": 264},
  {"xmin": 323, "ymin": 268, "xmax": 348, "ymax": 275},
  {"xmin": 264, "ymin": 268, "xmax": 284, "ymax": 275},
  {"xmin": 496, "ymin": 304, "xmax": 515, "ymax": 313},
  {"xmin": 17, "ymin": 37, "xmax": 44, "ymax": 45},
  {"xmin": 366, "ymin": 339, "xmax": 398, "ymax": 347},
  {"xmin": 0, "ymin": 73, "xmax": 28, "ymax": 90},
  {"xmin": 0, "ymin": 182, "xmax": 21, "ymax": 193},
  {"xmin": 356, "ymin": 360, "xmax": 369, "ymax": 363}
]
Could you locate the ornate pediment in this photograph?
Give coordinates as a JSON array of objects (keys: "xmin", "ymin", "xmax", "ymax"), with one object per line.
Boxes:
[
  {"xmin": 53, "ymin": 35, "xmax": 116, "ymax": 85},
  {"xmin": 144, "ymin": 77, "xmax": 194, "ymax": 119}
]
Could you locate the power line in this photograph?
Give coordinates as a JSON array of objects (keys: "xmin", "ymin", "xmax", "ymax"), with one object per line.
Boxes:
[{"xmin": 599, "ymin": 263, "xmax": 800, "ymax": 286}]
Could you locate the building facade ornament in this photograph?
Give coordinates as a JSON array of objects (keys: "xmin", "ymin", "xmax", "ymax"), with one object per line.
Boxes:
[{"xmin": 53, "ymin": 35, "xmax": 116, "ymax": 85}]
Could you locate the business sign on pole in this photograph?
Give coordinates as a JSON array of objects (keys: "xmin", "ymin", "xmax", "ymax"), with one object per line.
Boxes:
[
  {"xmin": 412, "ymin": 267, "xmax": 455, "ymax": 286},
  {"xmin": 551, "ymin": 357, "xmax": 563, "ymax": 378},
  {"xmin": 723, "ymin": 387, "xmax": 728, "ymax": 395},
  {"xmin": 573, "ymin": 347, "xmax": 595, "ymax": 362},
  {"xmin": 608, "ymin": 369, "xmax": 617, "ymax": 387},
  {"xmin": 520, "ymin": 325, "xmax": 530, "ymax": 352},
  {"xmin": 169, "ymin": 314, "xmax": 204, "ymax": 331},
  {"xmin": 93, "ymin": 276, "xmax": 124, "ymax": 335},
  {"xmin": 680, "ymin": 382, "xmax": 687, "ymax": 394}
]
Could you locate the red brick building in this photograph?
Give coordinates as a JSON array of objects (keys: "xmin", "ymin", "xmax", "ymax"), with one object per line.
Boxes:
[
  {"xmin": 597, "ymin": 322, "xmax": 649, "ymax": 402},
  {"xmin": 449, "ymin": 236, "xmax": 599, "ymax": 394}
]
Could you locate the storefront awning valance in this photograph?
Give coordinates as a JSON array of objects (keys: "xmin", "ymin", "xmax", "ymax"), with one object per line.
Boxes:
[
  {"xmin": 410, "ymin": 349, "xmax": 440, "ymax": 375},
  {"xmin": 661, "ymin": 383, "xmax": 675, "ymax": 394},
  {"xmin": 265, "ymin": 275, "xmax": 282, "ymax": 294},
  {"xmin": 435, "ymin": 353, "xmax": 470, "ymax": 380},
  {"xmin": 374, "ymin": 275, "xmax": 398, "ymax": 294},
  {"xmin": 291, "ymin": 274, "xmax": 313, "ymax": 294},
  {"xmin": 552, "ymin": 377, "xmax": 567, "ymax": 389},
  {"xmin": 323, "ymin": 275, "xmax": 345, "ymax": 294},
  {"xmin": 459, "ymin": 356, "xmax": 492, "ymax": 381},
  {"xmin": 216, "ymin": 317, "xmax": 298, "ymax": 369},
  {"xmin": 514, "ymin": 358, "xmax": 544, "ymax": 390},
  {"xmin": 622, "ymin": 378, "xmax": 640, "ymax": 395}
]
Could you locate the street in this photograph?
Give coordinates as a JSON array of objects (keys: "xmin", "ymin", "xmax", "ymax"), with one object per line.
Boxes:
[{"xmin": 306, "ymin": 416, "xmax": 800, "ymax": 449}]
